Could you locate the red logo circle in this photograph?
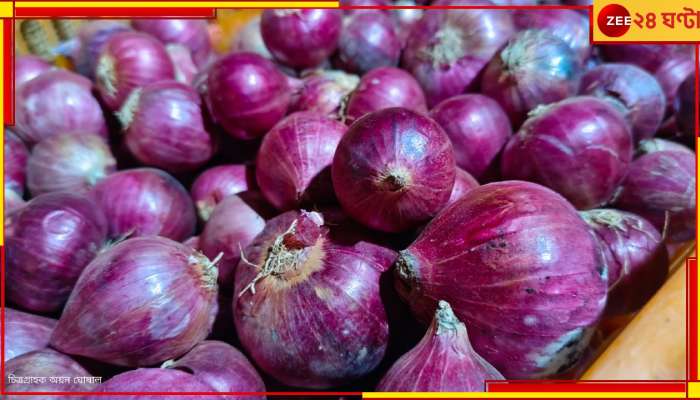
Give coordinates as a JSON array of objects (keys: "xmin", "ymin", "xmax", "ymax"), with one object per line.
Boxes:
[{"xmin": 598, "ymin": 4, "xmax": 631, "ymax": 37}]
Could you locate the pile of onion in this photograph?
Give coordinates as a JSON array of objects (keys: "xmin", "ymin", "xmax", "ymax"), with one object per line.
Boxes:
[
  {"xmin": 290, "ymin": 69, "xmax": 359, "ymax": 118},
  {"xmin": 5, "ymin": 129, "xmax": 29, "ymax": 195},
  {"xmin": 334, "ymin": 11, "xmax": 401, "ymax": 74},
  {"xmin": 513, "ymin": 10, "xmax": 591, "ymax": 63},
  {"xmin": 6, "ymin": 308, "xmax": 57, "ymax": 362},
  {"xmin": 131, "ymin": 19, "xmax": 213, "ymax": 67},
  {"xmin": 71, "ymin": 20, "xmax": 132, "ymax": 80},
  {"xmin": 191, "ymin": 164, "xmax": 255, "ymax": 221},
  {"xmin": 6, "ymin": 349, "xmax": 98, "ymax": 395}
]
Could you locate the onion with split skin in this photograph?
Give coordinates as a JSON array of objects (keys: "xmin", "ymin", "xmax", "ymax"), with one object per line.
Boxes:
[{"xmin": 6, "ymin": 308, "xmax": 57, "ymax": 362}]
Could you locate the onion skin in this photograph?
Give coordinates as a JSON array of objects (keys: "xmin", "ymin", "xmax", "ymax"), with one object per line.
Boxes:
[
  {"xmin": 91, "ymin": 168, "xmax": 196, "ymax": 241},
  {"xmin": 391, "ymin": 0, "xmax": 423, "ymax": 47},
  {"xmin": 26, "ymin": 133, "xmax": 116, "ymax": 196},
  {"xmin": 131, "ymin": 19, "xmax": 213, "ymax": 67},
  {"xmin": 257, "ymin": 111, "xmax": 347, "ymax": 211},
  {"xmin": 332, "ymin": 107, "xmax": 456, "ymax": 232},
  {"xmin": 51, "ymin": 236, "xmax": 219, "ymax": 367},
  {"xmin": 513, "ymin": 10, "xmax": 591, "ymax": 63},
  {"xmin": 676, "ymin": 75, "xmax": 695, "ymax": 139},
  {"xmin": 72, "ymin": 21, "xmax": 131, "ymax": 80},
  {"xmin": 501, "ymin": 96, "xmax": 633, "ymax": 210},
  {"xmin": 335, "ymin": 11, "xmax": 401, "ymax": 74},
  {"xmin": 655, "ymin": 54, "xmax": 694, "ymax": 115},
  {"xmin": 395, "ymin": 181, "xmax": 607, "ymax": 378},
  {"xmin": 6, "ymin": 192, "xmax": 107, "ymax": 313},
  {"xmin": 167, "ymin": 44, "xmax": 199, "ymax": 85},
  {"xmin": 377, "ymin": 301, "xmax": 504, "ymax": 391},
  {"xmin": 290, "ymin": 69, "xmax": 359, "ymax": 118},
  {"xmin": 234, "ymin": 210, "xmax": 394, "ymax": 388},
  {"xmin": 345, "ymin": 66, "xmax": 427, "ymax": 125},
  {"xmin": 6, "ymin": 349, "xmax": 98, "ymax": 397},
  {"xmin": 15, "ymin": 69, "xmax": 108, "ymax": 146},
  {"xmin": 447, "ymin": 167, "xmax": 479, "ymax": 206},
  {"xmin": 15, "ymin": 55, "xmax": 53, "ymax": 87},
  {"xmin": 638, "ymin": 138, "xmax": 692, "ymax": 156},
  {"xmin": 429, "ymin": 94, "xmax": 512, "ymax": 179},
  {"xmin": 232, "ymin": 16, "xmax": 272, "ymax": 59},
  {"xmin": 191, "ymin": 164, "xmax": 255, "ymax": 222},
  {"xmin": 581, "ymin": 209, "xmax": 668, "ymax": 316},
  {"xmin": 86, "ymin": 368, "xmax": 224, "ymax": 400},
  {"xmin": 6, "ymin": 308, "xmax": 57, "ymax": 362},
  {"xmin": 261, "ymin": 9, "xmax": 343, "ymax": 69},
  {"xmin": 600, "ymin": 44, "xmax": 691, "ymax": 73},
  {"xmin": 5, "ymin": 129, "xmax": 29, "ymax": 195}
]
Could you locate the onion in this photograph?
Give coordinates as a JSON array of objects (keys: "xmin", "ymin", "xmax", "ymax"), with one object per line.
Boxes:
[
  {"xmin": 391, "ymin": 0, "xmax": 423, "ymax": 46},
  {"xmin": 290, "ymin": 69, "xmax": 359, "ymax": 118},
  {"xmin": 86, "ymin": 368, "xmax": 223, "ymax": 398},
  {"xmin": 131, "ymin": 19, "xmax": 213, "ymax": 67},
  {"xmin": 183, "ymin": 235, "xmax": 200, "ymax": 250},
  {"xmin": 429, "ymin": 94, "xmax": 512, "ymax": 179},
  {"xmin": 51, "ymin": 236, "xmax": 219, "ymax": 367},
  {"xmin": 377, "ymin": 301, "xmax": 504, "ymax": 391},
  {"xmin": 6, "ymin": 308, "xmax": 57, "ymax": 362},
  {"xmin": 234, "ymin": 210, "xmax": 394, "ymax": 388},
  {"xmin": 261, "ymin": 9, "xmax": 343, "ymax": 69},
  {"xmin": 401, "ymin": 2, "xmax": 515, "ymax": 107},
  {"xmin": 579, "ymin": 63, "xmax": 666, "ymax": 142},
  {"xmin": 26, "ymin": 133, "xmax": 116, "ymax": 196},
  {"xmin": 207, "ymin": 52, "xmax": 292, "ymax": 140},
  {"xmin": 600, "ymin": 44, "xmax": 692, "ymax": 73},
  {"xmin": 191, "ymin": 164, "xmax": 255, "ymax": 221},
  {"xmin": 5, "ymin": 129, "xmax": 28, "ymax": 195},
  {"xmin": 501, "ymin": 96, "xmax": 633, "ymax": 209},
  {"xmin": 72, "ymin": 21, "xmax": 132, "ymax": 80},
  {"xmin": 334, "ymin": 11, "xmax": 401, "ymax": 74},
  {"xmin": 257, "ymin": 111, "xmax": 347, "ymax": 210},
  {"xmin": 513, "ymin": 10, "xmax": 591, "ymax": 63},
  {"xmin": 232, "ymin": 16, "xmax": 272, "ymax": 59},
  {"xmin": 638, "ymin": 138, "xmax": 692, "ymax": 156},
  {"xmin": 6, "ymin": 349, "xmax": 98, "ymax": 396},
  {"xmin": 5, "ymin": 188, "xmax": 26, "ymax": 214},
  {"xmin": 15, "ymin": 55, "xmax": 53, "ymax": 88},
  {"xmin": 91, "ymin": 168, "xmax": 196, "ymax": 241},
  {"xmin": 6, "ymin": 192, "xmax": 107, "ymax": 313},
  {"xmin": 447, "ymin": 167, "xmax": 479, "ymax": 206},
  {"xmin": 395, "ymin": 181, "xmax": 607, "ymax": 378},
  {"xmin": 332, "ymin": 107, "xmax": 455, "ymax": 232},
  {"xmin": 117, "ymin": 80, "xmax": 214, "ymax": 173},
  {"xmin": 676, "ymin": 74, "xmax": 695, "ymax": 139},
  {"xmin": 14, "ymin": 69, "xmax": 108, "ymax": 146},
  {"xmin": 654, "ymin": 53, "xmax": 694, "ymax": 115},
  {"xmin": 612, "ymin": 150, "xmax": 696, "ymax": 243},
  {"xmin": 166, "ymin": 44, "xmax": 198, "ymax": 85},
  {"xmin": 581, "ymin": 209, "xmax": 668, "ymax": 315},
  {"xmin": 95, "ymin": 31, "xmax": 175, "ymax": 111},
  {"xmin": 481, "ymin": 30, "xmax": 582, "ymax": 126},
  {"xmin": 345, "ymin": 67, "xmax": 427, "ymax": 124}
]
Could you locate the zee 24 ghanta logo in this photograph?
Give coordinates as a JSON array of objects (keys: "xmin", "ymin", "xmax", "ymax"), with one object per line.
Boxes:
[{"xmin": 597, "ymin": 2, "xmax": 700, "ymax": 38}]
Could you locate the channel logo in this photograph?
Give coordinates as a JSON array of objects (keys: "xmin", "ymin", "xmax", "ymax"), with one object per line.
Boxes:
[{"xmin": 597, "ymin": 3, "xmax": 632, "ymax": 37}]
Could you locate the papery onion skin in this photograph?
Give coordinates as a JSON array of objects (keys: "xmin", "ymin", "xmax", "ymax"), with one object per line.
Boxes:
[
  {"xmin": 51, "ymin": 236, "xmax": 219, "ymax": 367},
  {"xmin": 579, "ymin": 63, "xmax": 666, "ymax": 142},
  {"xmin": 26, "ymin": 133, "xmax": 116, "ymax": 196},
  {"xmin": 429, "ymin": 94, "xmax": 512, "ymax": 179},
  {"xmin": 257, "ymin": 111, "xmax": 347, "ymax": 211},
  {"xmin": 638, "ymin": 138, "xmax": 692, "ymax": 156},
  {"xmin": 5, "ymin": 129, "xmax": 29, "ymax": 195},
  {"xmin": 72, "ymin": 21, "xmax": 131, "ymax": 80},
  {"xmin": 481, "ymin": 30, "xmax": 582, "ymax": 126},
  {"xmin": 5, "ymin": 188, "xmax": 26, "ymax": 214},
  {"xmin": 395, "ymin": 181, "xmax": 607, "ymax": 379},
  {"xmin": 131, "ymin": 19, "xmax": 213, "ymax": 67},
  {"xmin": 6, "ymin": 192, "xmax": 107, "ymax": 313},
  {"xmin": 234, "ymin": 210, "xmax": 394, "ymax": 388},
  {"xmin": 676, "ymin": 75, "xmax": 695, "ymax": 140},
  {"xmin": 261, "ymin": 9, "xmax": 343, "ymax": 69},
  {"xmin": 513, "ymin": 10, "xmax": 591, "ymax": 63},
  {"xmin": 6, "ymin": 349, "xmax": 98, "ymax": 397},
  {"xmin": 191, "ymin": 164, "xmax": 255, "ymax": 222},
  {"xmin": 655, "ymin": 54, "xmax": 694, "ymax": 115},
  {"xmin": 290, "ymin": 69, "xmax": 359, "ymax": 118},
  {"xmin": 167, "ymin": 44, "xmax": 199, "ymax": 85},
  {"xmin": 345, "ymin": 67, "xmax": 427, "ymax": 124},
  {"xmin": 600, "ymin": 44, "xmax": 691, "ymax": 73},
  {"xmin": 332, "ymin": 107, "xmax": 456, "ymax": 232},
  {"xmin": 612, "ymin": 150, "xmax": 696, "ymax": 243},
  {"xmin": 231, "ymin": 16, "xmax": 272, "ymax": 59},
  {"xmin": 15, "ymin": 55, "xmax": 53, "ymax": 87},
  {"xmin": 86, "ymin": 368, "xmax": 224, "ymax": 400},
  {"xmin": 581, "ymin": 209, "xmax": 668, "ymax": 315},
  {"xmin": 377, "ymin": 301, "xmax": 504, "ymax": 391},
  {"xmin": 91, "ymin": 168, "xmax": 196, "ymax": 241},
  {"xmin": 501, "ymin": 96, "xmax": 633, "ymax": 210},
  {"xmin": 15, "ymin": 69, "xmax": 108, "ymax": 146},
  {"xmin": 6, "ymin": 308, "xmax": 57, "ymax": 362},
  {"xmin": 335, "ymin": 11, "xmax": 401, "ymax": 74},
  {"xmin": 447, "ymin": 168, "xmax": 479, "ymax": 206}
]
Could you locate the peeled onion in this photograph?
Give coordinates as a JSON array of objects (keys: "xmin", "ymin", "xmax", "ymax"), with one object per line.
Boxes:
[
  {"xmin": 513, "ymin": 10, "xmax": 591, "ymax": 62},
  {"xmin": 72, "ymin": 20, "xmax": 131, "ymax": 80},
  {"xmin": 335, "ymin": 11, "xmax": 401, "ymax": 74},
  {"xmin": 6, "ymin": 308, "xmax": 57, "ymax": 362},
  {"xmin": 5, "ymin": 129, "xmax": 28, "ymax": 195},
  {"xmin": 191, "ymin": 164, "xmax": 255, "ymax": 221},
  {"xmin": 131, "ymin": 19, "xmax": 213, "ymax": 67},
  {"xmin": 6, "ymin": 349, "xmax": 98, "ymax": 396},
  {"xmin": 447, "ymin": 167, "xmax": 479, "ymax": 206},
  {"xmin": 86, "ymin": 368, "xmax": 224, "ymax": 399},
  {"xmin": 15, "ymin": 55, "xmax": 53, "ymax": 87},
  {"xmin": 290, "ymin": 69, "xmax": 359, "ymax": 118}
]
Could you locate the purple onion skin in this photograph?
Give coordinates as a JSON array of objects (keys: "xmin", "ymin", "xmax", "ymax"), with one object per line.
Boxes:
[
  {"xmin": 234, "ymin": 210, "xmax": 394, "ymax": 388},
  {"xmin": 167, "ymin": 44, "xmax": 199, "ymax": 85},
  {"xmin": 638, "ymin": 138, "xmax": 693, "ymax": 156},
  {"xmin": 5, "ymin": 129, "xmax": 29, "ymax": 195},
  {"xmin": 26, "ymin": 133, "xmax": 116, "ymax": 196},
  {"xmin": 612, "ymin": 150, "xmax": 696, "ymax": 243},
  {"xmin": 333, "ymin": 107, "xmax": 456, "ymax": 232},
  {"xmin": 345, "ymin": 66, "xmax": 427, "ymax": 124},
  {"xmin": 191, "ymin": 164, "xmax": 255, "ymax": 221},
  {"xmin": 6, "ymin": 192, "xmax": 107, "ymax": 313},
  {"xmin": 501, "ymin": 96, "xmax": 633, "ymax": 210},
  {"xmin": 447, "ymin": 167, "xmax": 479, "ymax": 206},
  {"xmin": 231, "ymin": 16, "xmax": 272, "ymax": 59},
  {"xmin": 6, "ymin": 308, "xmax": 57, "ymax": 362},
  {"xmin": 579, "ymin": 64, "xmax": 666, "ymax": 142},
  {"xmin": 600, "ymin": 44, "xmax": 692, "ymax": 73},
  {"xmin": 5, "ymin": 188, "xmax": 26, "ymax": 214},
  {"xmin": 131, "ymin": 19, "xmax": 213, "ymax": 67},
  {"xmin": 15, "ymin": 69, "xmax": 108, "ymax": 146},
  {"xmin": 51, "ymin": 236, "xmax": 219, "ymax": 367},
  {"xmin": 395, "ymin": 181, "xmax": 607, "ymax": 378},
  {"xmin": 91, "ymin": 168, "xmax": 196, "ymax": 241},
  {"xmin": 207, "ymin": 52, "xmax": 292, "ymax": 140},
  {"xmin": 581, "ymin": 209, "xmax": 668, "ymax": 315},
  {"xmin": 676, "ymin": 75, "xmax": 696, "ymax": 139},
  {"xmin": 513, "ymin": 10, "xmax": 591, "ymax": 63},
  {"xmin": 6, "ymin": 349, "xmax": 98, "ymax": 397},
  {"xmin": 429, "ymin": 94, "xmax": 512, "ymax": 179},
  {"xmin": 261, "ymin": 9, "xmax": 343, "ymax": 69},
  {"xmin": 183, "ymin": 235, "xmax": 200, "ymax": 250},
  {"xmin": 391, "ymin": 1, "xmax": 423, "ymax": 47},
  {"xmin": 257, "ymin": 111, "xmax": 347, "ymax": 211},
  {"xmin": 655, "ymin": 54, "xmax": 694, "ymax": 115},
  {"xmin": 481, "ymin": 30, "xmax": 582, "ymax": 127},
  {"xmin": 86, "ymin": 368, "xmax": 224, "ymax": 400},
  {"xmin": 290, "ymin": 69, "xmax": 360, "ymax": 118},
  {"xmin": 72, "ymin": 21, "xmax": 131, "ymax": 80},
  {"xmin": 15, "ymin": 55, "xmax": 53, "ymax": 87},
  {"xmin": 377, "ymin": 301, "xmax": 504, "ymax": 391},
  {"xmin": 335, "ymin": 11, "xmax": 401, "ymax": 74}
]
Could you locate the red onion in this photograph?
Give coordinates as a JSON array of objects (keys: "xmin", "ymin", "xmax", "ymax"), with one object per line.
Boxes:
[
  {"xmin": 91, "ymin": 168, "xmax": 196, "ymax": 241},
  {"xmin": 401, "ymin": 2, "xmax": 515, "ymax": 107},
  {"xmin": 51, "ymin": 236, "xmax": 219, "ymax": 366},
  {"xmin": 654, "ymin": 54, "xmax": 694, "ymax": 115},
  {"xmin": 261, "ymin": 9, "xmax": 343, "ymax": 69},
  {"xmin": 612, "ymin": 150, "xmax": 696, "ymax": 243},
  {"xmin": 481, "ymin": 30, "xmax": 582, "ymax": 126},
  {"xmin": 581, "ymin": 209, "xmax": 668, "ymax": 315},
  {"xmin": 290, "ymin": 69, "xmax": 359, "ymax": 118},
  {"xmin": 207, "ymin": 52, "xmax": 292, "ymax": 140},
  {"xmin": 579, "ymin": 63, "xmax": 666, "ymax": 142},
  {"xmin": 377, "ymin": 301, "xmax": 504, "ymax": 391},
  {"xmin": 26, "ymin": 133, "xmax": 116, "ymax": 196},
  {"xmin": 333, "ymin": 107, "xmax": 455, "ymax": 232},
  {"xmin": 676, "ymin": 74, "xmax": 696, "ymax": 139},
  {"xmin": 6, "ymin": 349, "xmax": 98, "ymax": 396},
  {"xmin": 191, "ymin": 164, "xmax": 255, "ymax": 221},
  {"xmin": 257, "ymin": 111, "xmax": 347, "ymax": 210},
  {"xmin": 447, "ymin": 167, "xmax": 479, "ymax": 206},
  {"xmin": 395, "ymin": 181, "xmax": 607, "ymax": 378},
  {"xmin": 15, "ymin": 55, "xmax": 53, "ymax": 88},
  {"xmin": 6, "ymin": 308, "xmax": 57, "ymax": 362},
  {"xmin": 95, "ymin": 31, "xmax": 175, "ymax": 111},
  {"xmin": 234, "ymin": 210, "xmax": 394, "ymax": 388},
  {"xmin": 513, "ymin": 10, "xmax": 591, "ymax": 63},
  {"xmin": 6, "ymin": 192, "xmax": 107, "ymax": 313},
  {"xmin": 638, "ymin": 138, "xmax": 692, "ymax": 156},
  {"xmin": 391, "ymin": 0, "xmax": 423, "ymax": 46},
  {"xmin": 5, "ymin": 188, "xmax": 26, "ymax": 214},
  {"xmin": 600, "ymin": 44, "xmax": 692, "ymax": 73},
  {"xmin": 167, "ymin": 44, "xmax": 198, "ymax": 85},
  {"xmin": 183, "ymin": 235, "xmax": 200, "ymax": 250},
  {"xmin": 429, "ymin": 94, "xmax": 512, "ymax": 179},
  {"xmin": 72, "ymin": 21, "xmax": 132, "ymax": 80},
  {"xmin": 131, "ymin": 19, "xmax": 213, "ymax": 67},
  {"xmin": 501, "ymin": 96, "xmax": 633, "ymax": 209},
  {"xmin": 231, "ymin": 16, "xmax": 272, "ymax": 59},
  {"xmin": 117, "ymin": 80, "xmax": 214, "ymax": 173},
  {"xmin": 86, "ymin": 368, "xmax": 223, "ymax": 399},
  {"xmin": 335, "ymin": 11, "xmax": 401, "ymax": 74},
  {"xmin": 345, "ymin": 67, "xmax": 427, "ymax": 124},
  {"xmin": 5, "ymin": 129, "xmax": 28, "ymax": 195},
  {"xmin": 14, "ymin": 69, "xmax": 107, "ymax": 146}
]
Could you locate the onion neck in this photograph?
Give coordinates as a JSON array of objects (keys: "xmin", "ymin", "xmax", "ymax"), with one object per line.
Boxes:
[
  {"xmin": 189, "ymin": 251, "xmax": 221, "ymax": 292},
  {"xmin": 115, "ymin": 88, "xmax": 143, "ymax": 130},
  {"xmin": 580, "ymin": 209, "xmax": 627, "ymax": 232},
  {"xmin": 378, "ymin": 167, "xmax": 411, "ymax": 192},
  {"xmin": 96, "ymin": 54, "xmax": 118, "ymax": 98},
  {"xmin": 434, "ymin": 300, "xmax": 461, "ymax": 335},
  {"xmin": 428, "ymin": 24, "xmax": 465, "ymax": 67}
]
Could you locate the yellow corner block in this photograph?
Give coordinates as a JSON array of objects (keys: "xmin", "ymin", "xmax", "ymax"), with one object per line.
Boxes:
[
  {"xmin": 0, "ymin": 1, "xmax": 12, "ymax": 17},
  {"xmin": 689, "ymin": 382, "xmax": 700, "ymax": 398}
]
